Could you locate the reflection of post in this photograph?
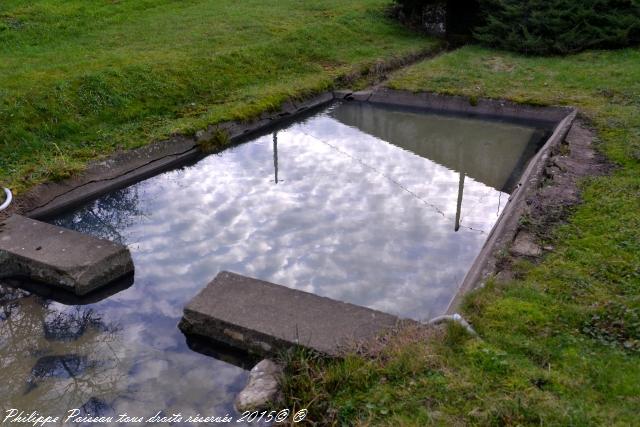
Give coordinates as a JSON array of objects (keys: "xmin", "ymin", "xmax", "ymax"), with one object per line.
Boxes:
[
  {"xmin": 273, "ymin": 131, "xmax": 279, "ymax": 184},
  {"xmin": 455, "ymin": 171, "xmax": 465, "ymax": 232}
]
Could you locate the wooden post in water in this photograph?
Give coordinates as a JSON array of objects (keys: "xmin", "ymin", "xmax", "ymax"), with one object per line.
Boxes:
[
  {"xmin": 455, "ymin": 170, "xmax": 465, "ymax": 232},
  {"xmin": 273, "ymin": 131, "xmax": 279, "ymax": 184}
]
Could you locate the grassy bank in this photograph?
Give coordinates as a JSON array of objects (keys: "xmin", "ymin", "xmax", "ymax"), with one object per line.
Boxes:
[
  {"xmin": 282, "ymin": 46, "xmax": 640, "ymax": 425},
  {"xmin": 0, "ymin": 0, "xmax": 437, "ymax": 193}
]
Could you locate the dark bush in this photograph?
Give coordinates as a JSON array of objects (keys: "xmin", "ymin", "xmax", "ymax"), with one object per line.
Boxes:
[
  {"xmin": 474, "ymin": 0, "xmax": 640, "ymax": 54},
  {"xmin": 394, "ymin": 0, "xmax": 640, "ymax": 55}
]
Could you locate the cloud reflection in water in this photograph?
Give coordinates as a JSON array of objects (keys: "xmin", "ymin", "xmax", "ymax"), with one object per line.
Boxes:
[{"xmin": 58, "ymin": 101, "xmax": 545, "ymax": 320}]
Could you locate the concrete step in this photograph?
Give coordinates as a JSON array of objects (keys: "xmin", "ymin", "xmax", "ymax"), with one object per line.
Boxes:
[
  {"xmin": 179, "ymin": 271, "xmax": 403, "ymax": 356},
  {"xmin": 0, "ymin": 215, "xmax": 134, "ymax": 295}
]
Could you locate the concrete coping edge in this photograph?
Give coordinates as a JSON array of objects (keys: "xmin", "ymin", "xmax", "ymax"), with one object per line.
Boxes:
[{"xmin": 21, "ymin": 89, "xmax": 574, "ymax": 220}]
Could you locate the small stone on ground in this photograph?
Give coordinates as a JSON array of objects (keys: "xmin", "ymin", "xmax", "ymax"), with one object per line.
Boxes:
[
  {"xmin": 235, "ymin": 359, "xmax": 282, "ymax": 411},
  {"xmin": 510, "ymin": 231, "xmax": 542, "ymax": 257}
]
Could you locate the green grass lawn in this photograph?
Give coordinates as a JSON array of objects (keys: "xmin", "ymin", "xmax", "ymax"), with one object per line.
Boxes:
[
  {"xmin": 0, "ymin": 0, "xmax": 437, "ymax": 193},
  {"xmin": 282, "ymin": 46, "xmax": 640, "ymax": 426}
]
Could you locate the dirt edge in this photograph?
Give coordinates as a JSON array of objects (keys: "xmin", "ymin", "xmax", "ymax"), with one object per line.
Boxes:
[{"xmin": 447, "ymin": 115, "xmax": 612, "ymax": 313}]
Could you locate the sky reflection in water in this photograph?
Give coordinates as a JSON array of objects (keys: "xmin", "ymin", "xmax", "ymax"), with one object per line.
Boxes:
[{"xmin": 0, "ymin": 101, "xmax": 548, "ymax": 419}]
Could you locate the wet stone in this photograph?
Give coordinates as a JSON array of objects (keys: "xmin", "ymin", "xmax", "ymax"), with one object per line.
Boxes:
[
  {"xmin": 0, "ymin": 283, "xmax": 30, "ymax": 302},
  {"xmin": 0, "ymin": 283, "xmax": 30, "ymax": 320}
]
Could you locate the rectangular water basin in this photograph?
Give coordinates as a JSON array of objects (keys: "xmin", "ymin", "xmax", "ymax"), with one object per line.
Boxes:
[
  {"xmin": 52, "ymin": 100, "xmax": 553, "ymax": 320},
  {"xmin": 0, "ymin": 98, "xmax": 562, "ymax": 416}
]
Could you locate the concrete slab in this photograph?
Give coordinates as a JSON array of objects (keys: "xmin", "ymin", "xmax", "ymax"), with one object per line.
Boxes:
[
  {"xmin": 0, "ymin": 215, "xmax": 134, "ymax": 295},
  {"xmin": 179, "ymin": 271, "xmax": 402, "ymax": 356}
]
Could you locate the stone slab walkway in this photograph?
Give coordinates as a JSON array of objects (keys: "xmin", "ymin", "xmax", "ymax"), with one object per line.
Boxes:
[
  {"xmin": 0, "ymin": 215, "xmax": 134, "ymax": 295},
  {"xmin": 180, "ymin": 271, "xmax": 401, "ymax": 356}
]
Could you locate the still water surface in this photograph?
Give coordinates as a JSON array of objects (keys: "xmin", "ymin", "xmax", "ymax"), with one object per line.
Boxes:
[{"xmin": 0, "ymin": 101, "xmax": 549, "ymax": 421}]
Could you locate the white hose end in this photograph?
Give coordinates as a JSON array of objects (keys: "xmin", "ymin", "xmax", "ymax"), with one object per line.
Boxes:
[
  {"xmin": 425, "ymin": 313, "xmax": 478, "ymax": 337},
  {"xmin": 0, "ymin": 188, "xmax": 13, "ymax": 211}
]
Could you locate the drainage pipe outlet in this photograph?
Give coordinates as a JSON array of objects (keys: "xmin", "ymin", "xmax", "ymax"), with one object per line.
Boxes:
[
  {"xmin": 0, "ymin": 188, "xmax": 12, "ymax": 211},
  {"xmin": 426, "ymin": 313, "xmax": 478, "ymax": 336}
]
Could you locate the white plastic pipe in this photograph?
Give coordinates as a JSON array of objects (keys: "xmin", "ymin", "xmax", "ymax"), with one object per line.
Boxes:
[
  {"xmin": 426, "ymin": 313, "xmax": 478, "ymax": 336},
  {"xmin": 0, "ymin": 188, "xmax": 12, "ymax": 211}
]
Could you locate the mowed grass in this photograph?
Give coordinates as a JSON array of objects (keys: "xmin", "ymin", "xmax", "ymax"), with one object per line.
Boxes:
[
  {"xmin": 0, "ymin": 0, "xmax": 437, "ymax": 193},
  {"xmin": 282, "ymin": 47, "xmax": 640, "ymax": 425}
]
